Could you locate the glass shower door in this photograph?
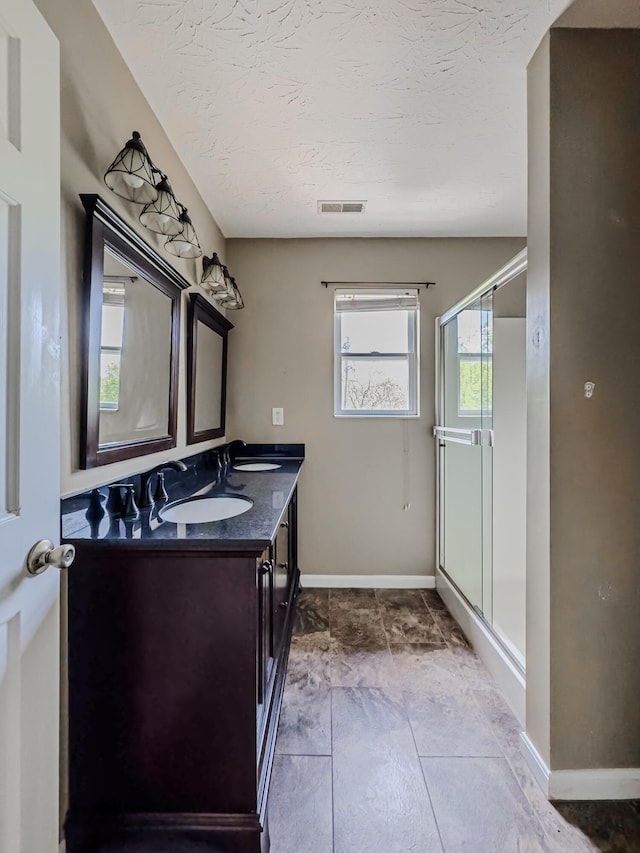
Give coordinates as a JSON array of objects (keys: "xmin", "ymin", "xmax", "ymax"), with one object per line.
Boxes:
[
  {"xmin": 436, "ymin": 257, "xmax": 527, "ymax": 672},
  {"xmin": 437, "ymin": 296, "xmax": 492, "ymax": 615}
]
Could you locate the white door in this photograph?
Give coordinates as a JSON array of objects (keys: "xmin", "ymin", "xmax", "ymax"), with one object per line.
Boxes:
[{"xmin": 0, "ymin": 1, "xmax": 61, "ymax": 851}]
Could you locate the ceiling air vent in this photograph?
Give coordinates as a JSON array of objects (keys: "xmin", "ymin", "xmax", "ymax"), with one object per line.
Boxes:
[{"xmin": 318, "ymin": 200, "xmax": 366, "ymax": 214}]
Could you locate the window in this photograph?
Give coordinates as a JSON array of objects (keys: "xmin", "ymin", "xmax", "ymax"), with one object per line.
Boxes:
[
  {"xmin": 334, "ymin": 288, "xmax": 419, "ymax": 417},
  {"xmin": 456, "ymin": 308, "xmax": 492, "ymax": 417},
  {"xmin": 99, "ymin": 285, "xmax": 126, "ymax": 410}
]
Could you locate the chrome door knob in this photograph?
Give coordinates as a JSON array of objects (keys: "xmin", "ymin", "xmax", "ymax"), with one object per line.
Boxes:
[{"xmin": 27, "ymin": 540, "xmax": 76, "ymax": 575}]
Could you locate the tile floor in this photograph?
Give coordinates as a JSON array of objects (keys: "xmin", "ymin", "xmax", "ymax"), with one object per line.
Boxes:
[{"xmin": 268, "ymin": 588, "xmax": 640, "ymax": 853}]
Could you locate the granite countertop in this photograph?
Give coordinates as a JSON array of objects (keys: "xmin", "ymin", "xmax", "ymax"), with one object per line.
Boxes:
[{"xmin": 61, "ymin": 444, "xmax": 304, "ymax": 553}]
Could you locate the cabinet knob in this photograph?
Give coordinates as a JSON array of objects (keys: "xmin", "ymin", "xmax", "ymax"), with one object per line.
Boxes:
[
  {"xmin": 278, "ymin": 562, "xmax": 288, "ymax": 571},
  {"xmin": 279, "ymin": 601, "xmax": 288, "ymax": 610},
  {"xmin": 280, "ymin": 521, "xmax": 289, "ymax": 529},
  {"xmin": 259, "ymin": 560, "xmax": 272, "ymax": 576}
]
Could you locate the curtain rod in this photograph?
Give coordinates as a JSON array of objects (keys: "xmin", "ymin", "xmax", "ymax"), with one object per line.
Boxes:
[{"xmin": 321, "ymin": 280, "xmax": 436, "ymax": 288}]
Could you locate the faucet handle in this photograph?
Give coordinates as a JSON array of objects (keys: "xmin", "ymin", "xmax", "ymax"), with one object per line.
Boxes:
[
  {"xmin": 122, "ymin": 485, "xmax": 139, "ymax": 519},
  {"xmin": 153, "ymin": 471, "xmax": 169, "ymax": 503},
  {"xmin": 86, "ymin": 488, "xmax": 106, "ymax": 524},
  {"xmin": 107, "ymin": 483, "xmax": 134, "ymax": 516}
]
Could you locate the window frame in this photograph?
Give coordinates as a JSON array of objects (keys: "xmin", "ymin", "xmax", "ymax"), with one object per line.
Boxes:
[{"xmin": 333, "ymin": 289, "xmax": 420, "ymax": 418}]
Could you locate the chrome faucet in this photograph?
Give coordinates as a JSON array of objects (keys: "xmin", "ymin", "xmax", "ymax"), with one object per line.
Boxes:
[{"xmin": 138, "ymin": 460, "xmax": 187, "ymax": 508}]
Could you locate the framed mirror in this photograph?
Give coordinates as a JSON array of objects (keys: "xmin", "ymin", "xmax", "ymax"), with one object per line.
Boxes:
[
  {"xmin": 186, "ymin": 293, "xmax": 233, "ymax": 444},
  {"xmin": 80, "ymin": 194, "xmax": 186, "ymax": 468}
]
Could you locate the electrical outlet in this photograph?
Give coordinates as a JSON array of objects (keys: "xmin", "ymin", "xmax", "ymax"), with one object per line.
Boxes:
[{"xmin": 272, "ymin": 407, "xmax": 284, "ymax": 426}]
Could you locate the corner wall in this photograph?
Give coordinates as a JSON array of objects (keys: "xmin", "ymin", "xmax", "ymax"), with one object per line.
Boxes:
[
  {"xmin": 34, "ymin": 0, "xmax": 227, "ymax": 498},
  {"xmin": 527, "ymin": 28, "xmax": 640, "ymax": 777},
  {"xmin": 226, "ymin": 237, "xmax": 525, "ymax": 579},
  {"xmin": 526, "ymin": 33, "xmax": 552, "ymax": 769}
]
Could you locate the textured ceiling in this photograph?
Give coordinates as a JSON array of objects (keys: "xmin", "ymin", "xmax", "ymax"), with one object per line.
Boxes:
[{"xmin": 92, "ymin": 0, "xmax": 570, "ymax": 238}]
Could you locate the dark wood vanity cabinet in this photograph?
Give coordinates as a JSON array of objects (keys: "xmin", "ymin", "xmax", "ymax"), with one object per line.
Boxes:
[{"xmin": 65, "ymin": 488, "xmax": 300, "ymax": 853}]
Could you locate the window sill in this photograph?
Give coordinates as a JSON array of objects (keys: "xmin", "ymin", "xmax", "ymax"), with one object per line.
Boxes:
[{"xmin": 334, "ymin": 412, "xmax": 420, "ymax": 419}]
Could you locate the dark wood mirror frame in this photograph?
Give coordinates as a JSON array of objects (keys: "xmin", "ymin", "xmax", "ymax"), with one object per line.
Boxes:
[
  {"xmin": 186, "ymin": 293, "xmax": 233, "ymax": 445},
  {"xmin": 79, "ymin": 194, "xmax": 187, "ymax": 468}
]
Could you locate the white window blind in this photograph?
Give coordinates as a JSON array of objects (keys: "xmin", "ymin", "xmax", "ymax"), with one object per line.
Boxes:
[{"xmin": 335, "ymin": 288, "xmax": 419, "ymax": 313}]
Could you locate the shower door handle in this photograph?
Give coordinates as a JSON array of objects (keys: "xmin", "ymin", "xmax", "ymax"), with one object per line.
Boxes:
[{"xmin": 433, "ymin": 426, "xmax": 482, "ymax": 446}]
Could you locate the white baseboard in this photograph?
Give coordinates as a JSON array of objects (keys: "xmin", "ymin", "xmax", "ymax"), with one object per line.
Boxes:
[
  {"xmin": 436, "ymin": 568, "xmax": 526, "ymax": 724},
  {"xmin": 551, "ymin": 769, "xmax": 640, "ymax": 801},
  {"xmin": 520, "ymin": 733, "xmax": 550, "ymax": 797},
  {"xmin": 520, "ymin": 733, "xmax": 640, "ymax": 800},
  {"xmin": 300, "ymin": 574, "xmax": 436, "ymax": 589}
]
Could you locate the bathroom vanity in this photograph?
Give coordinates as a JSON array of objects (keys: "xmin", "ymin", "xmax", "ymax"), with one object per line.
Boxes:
[{"xmin": 61, "ymin": 445, "xmax": 303, "ymax": 853}]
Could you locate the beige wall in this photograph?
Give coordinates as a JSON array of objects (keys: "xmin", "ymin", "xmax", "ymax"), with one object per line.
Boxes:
[
  {"xmin": 528, "ymin": 28, "xmax": 640, "ymax": 771},
  {"xmin": 226, "ymin": 237, "xmax": 525, "ymax": 578},
  {"xmin": 556, "ymin": 0, "xmax": 640, "ymax": 28},
  {"xmin": 526, "ymin": 34, "xmax": 552, "ymax": 768},
  {"xmin": 34, "ymin": 0, "xmax": 227, "ymax": 498}
]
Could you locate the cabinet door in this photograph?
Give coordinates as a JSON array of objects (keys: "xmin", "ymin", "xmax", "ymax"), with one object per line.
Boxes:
[
  {"xmin": 272, "ymin": 508, "xmax": 290, "ymax": 657},
  {"xmin": 257, "ymin": 552, "xmax": 273, "ymax": 704},
  {"xmin": 288, "ymin": 487, "xmax": 298, "ymax": 588}
]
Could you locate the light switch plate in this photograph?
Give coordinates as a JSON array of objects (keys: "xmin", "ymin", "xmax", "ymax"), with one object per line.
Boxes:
[{"xmin": 272, "ymin": 407, "xmax": 284, "ymax": 426}]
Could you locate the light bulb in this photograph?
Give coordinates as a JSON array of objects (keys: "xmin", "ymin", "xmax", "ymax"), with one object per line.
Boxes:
[
  {"xmin": 143, "ymin": 211, "xmax": 170, "ymax": 229},
  {"xmin": 122, "ymin": 173, "xmax": 144, "ymax": 190}
]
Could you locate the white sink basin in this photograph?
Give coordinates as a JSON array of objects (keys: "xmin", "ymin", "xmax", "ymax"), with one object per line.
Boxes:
[
  {"xmin": 233, "ymin": 462, "xmax": 282, "ymax": 472},
  {"xmin": 161, "ymin": 495, "xmax": 253, "ymax": 524}
]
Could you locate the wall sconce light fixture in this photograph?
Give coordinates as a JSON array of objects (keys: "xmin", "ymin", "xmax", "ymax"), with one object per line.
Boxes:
[
  {"xmin": 105, "ymin": 132, "xmax": 244, "ymax": 305},
  {"xmin": 201, "ymin": 253, "xmax": 227, "ymax": 294},
  {"xmin": 199, "ymin": 256, "xmax": 244, "ymax": 308},
  {"xmin": 219, "ymin": 275, "xmax": 244, "ymax": 310},
  {"xmin": 139, "ymin": 176, "xmax": 183, "ymax": 236},
  {"xmin": 104, "ymin": 132, "xmax": 158, "ymax": 204},
  {"xmin": 104, "ymin": 130, "xmax": 202, "ymax": 260},
  {"xmin": 164, "ymin": 208, "xmax": 202, "ymax": 259}
]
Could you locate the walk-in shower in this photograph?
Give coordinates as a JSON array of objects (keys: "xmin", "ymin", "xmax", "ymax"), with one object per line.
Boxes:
[{"xmin": 435, "ymin": 249, "xmax": 527, "ymax": 717}]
